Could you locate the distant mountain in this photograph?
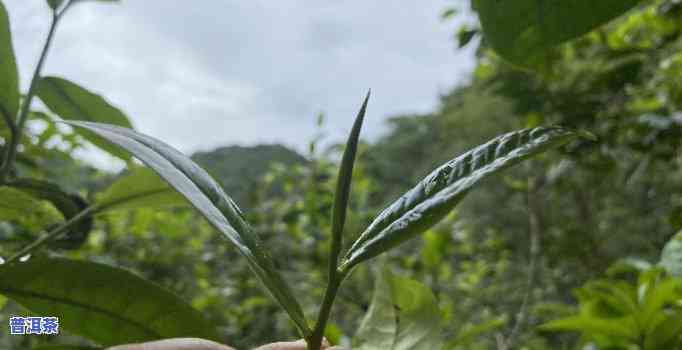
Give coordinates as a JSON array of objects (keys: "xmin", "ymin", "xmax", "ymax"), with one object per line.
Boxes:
[{"xmin": 191, "ymin": 144, "xmax": 307, "ymax": 209}]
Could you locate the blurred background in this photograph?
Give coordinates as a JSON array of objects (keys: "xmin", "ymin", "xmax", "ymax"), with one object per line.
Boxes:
[{"xmin": 5, "ymin": 1, "xmax": 477, "ymax": 169}]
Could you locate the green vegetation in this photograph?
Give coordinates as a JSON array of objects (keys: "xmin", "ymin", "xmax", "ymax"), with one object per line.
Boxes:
[
  {"xmin": 192, "ymin": 145, "xmax": 307, "ymax": 209},
  {"xmin": 2, "ymin": 0, "xmax": 682, "ymax": 349}
]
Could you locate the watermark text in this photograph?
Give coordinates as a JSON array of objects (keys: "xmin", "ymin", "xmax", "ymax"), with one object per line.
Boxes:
[{"xmin": 9, "ymin": 316, "xmax": 59, "ymax": 335}]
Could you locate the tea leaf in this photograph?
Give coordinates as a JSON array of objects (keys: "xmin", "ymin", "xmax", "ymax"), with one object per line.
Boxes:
[
  {"xmin": 46, "ymin": 0, "xmax": 66, "ymax": 10},
  {"xmin": 343, "ymin": 127, "xmax": 577, "ymax": 269},
  {"xmin": 0, "ymin": 2, "xmax": 19, "ymax": 125},
  {"xmin": 457, "ymin": 27, "xmax": 478, "ymax": 48},
  {"xmin": 354, "ymin": 269, "xmax": 444, "ymax": 350},
  {"xmin": 95, "ymin": 167, "xmax": 188, "ymax": 213},
  {"xmin": 35, "ymin": 77, "xmax": 133, "ymax": 160},
  {"xmin": 645, "ymin": 313, "xmax": 682, "ymax": 350},
  {"xmin": 354, "ymin": 268, "xmax": 395, "ymax": 350},
  {"xmin": 330, "ymin": 91, "xmax": 370, "ymax": 268},
  {"xmin": 0, "ymin": 257, "xmax": 220, "ymax": 346},
  {"xmin": 539, "ymin": 315, "xmax": 638, "ymax": 340},
  {"xmin": 66, "ymin": 121, "xmax": 311, "ymax": 336},
  {"xmin": 8, "ymin": 178, "xmax": 93, "ymax": 249},
  {"xmin": 472, "ymin": 0, "xmax": 642, "ymax": 67},
  {"xmin": 0, "ymin": 186, "xmax": 63, "ymax": 231},
  {"xmin": 638, "ymin": 277, "xmax": 682, "ymax": 329}
]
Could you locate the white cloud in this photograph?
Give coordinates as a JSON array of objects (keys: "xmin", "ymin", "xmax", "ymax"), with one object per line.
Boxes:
[{"xmin": 5, "ymin": 0, "xmax": 476, "ymax": 168}]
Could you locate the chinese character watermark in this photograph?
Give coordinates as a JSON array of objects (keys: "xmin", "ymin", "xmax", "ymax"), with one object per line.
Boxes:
[{"xmin": 8, "ymin": 316, "xmax": 59, "ymax": 335}]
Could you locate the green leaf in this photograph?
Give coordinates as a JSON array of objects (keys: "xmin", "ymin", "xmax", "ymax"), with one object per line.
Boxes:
[
  {"xmin": 581, "ymin": 280, "xmax": 638, "ymax": 317},
  {"xmin": 472, "ymin": 0, "xmax": 642, "ymax": 67},
  {"xmin": 660, "ymin": 231, "xmax": 682, "ymax": 277},
  {"xmin": 645, "ymin": 312, "xmax": 682, "ymax": 350},
  {"xmin": 65, "ymin": 121, "xmax": 311, "ymax": 336},
  {"xmin": 0, "ymin": 1, "xmax": 19, "ymax": 124},
  {"xmin": 354, "ymin": 268, "xmax": 396, "ymax": 350},
  {"xmin": 8, "ymin": 178, "xmax": 93, "ymax": 249},
  {"xmin": 639, "ymin": 278, "xmax": 682, "ymax": 330},
  {"xmin": 330, "ymin": 91, "xmax": 370, "ymax": 267},
  {"xmin": 95, "ymin": 167, "xmax": 188, "ymax": 213},
  {"xmin": 389, "ymin": 274, "xmax": 444, "ymax": 350},
  {"xmin": 0, "ymin": 186, "xmax": 63, "ymax": 231},
  {"xmin": 354, "ymin": 269, "xmax": 444, "ymax": 350},
  {"xmin": 46, "ymin": 0, "xmax": 66, "ymax": 10},
  {"xmin": 457, "ymin": 27, "xmax": 478, "ymax": 48},
  {"xmin": 35, "ymin": 77, "xmax": 133, "ymax": 160},
  {"xmin": 539, "ymin": 315, "xmax": 638, "ymax": 340},
  {"xmin": 0, "ymin": 257, "xmax": 220, "ymax": 347},
  {"xmin": 0, "ymin": 186, "xmax": 45, "ymax": 220},
  {"xmin": 342, "ymin": 127, "xmax": 577, "ymax": 270},
  {"xmin": 606, "ymin": 257, "xmax": 653, "ymax": 277}
]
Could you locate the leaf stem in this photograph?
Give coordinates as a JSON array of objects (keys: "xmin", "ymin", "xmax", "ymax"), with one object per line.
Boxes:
[
  {"xmin": 5, "ymin": 206, "xmax": 94, "ymax": 264},
  {"xmin": 0, "ymin": 4, "xmax": 70, "ymax": 182},
  {"xmin": 307, "ymin": 269, "xmax": 347, "ymax": 350}
]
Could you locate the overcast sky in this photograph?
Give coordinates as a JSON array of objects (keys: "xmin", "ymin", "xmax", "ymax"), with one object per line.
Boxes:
[{"xmin": 7, "ymin": 1, "xmax": 476, "ymax": 168}]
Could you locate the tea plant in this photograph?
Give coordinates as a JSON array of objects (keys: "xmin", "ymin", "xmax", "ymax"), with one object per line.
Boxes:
[
  {"xmin": 61, "ymin": 93, "xmax": 580, "ymax": 350},
  {"xmin": 0, "ymin": 1, "xmax": 642, "ymax": 349},
  {"xmin": 540, "ymin": 232, "xmax": 682, "ymax": 349}
]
